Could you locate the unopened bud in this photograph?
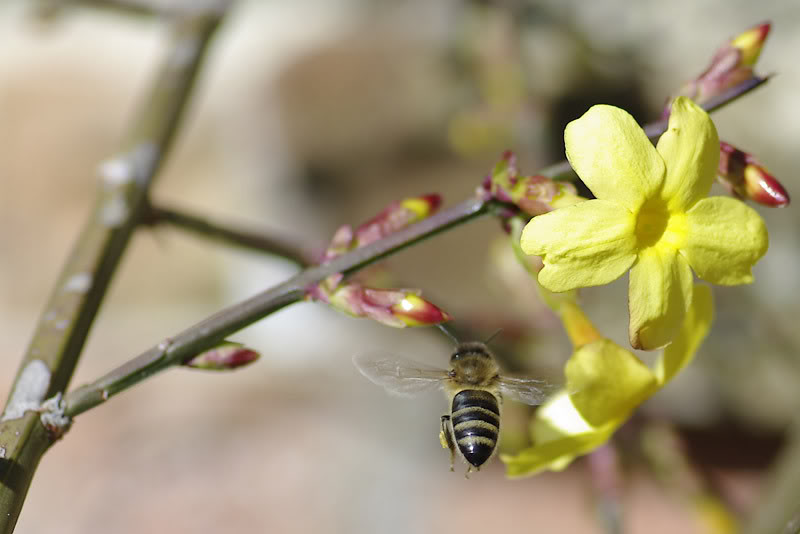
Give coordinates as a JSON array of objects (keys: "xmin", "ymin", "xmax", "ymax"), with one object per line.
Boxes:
[
  {"xmin": 516, "ymin": 175, "xmax": 583, "ymax": 215},
  {"xmin": 184, "ymin": 342, "xmax": 260, "ymax": 370},
  {"xmin": 322, "ymin": 194, "xmax": 442, "ymax": 262},
  {"xmin": 354, "ymin": 194, "xmax": 442, "ymax": 247},
  {"xmin": 742, "ymin": 162, "xmax": 790, "ymax": 207},
  {"xmin": 309, "ymin": 283, "xmax": 452, "ymax": 328},
  {"xmin": 390, "ymin": 293, "xmax": 453, "ymax": 327},
  {"xmin": 718, "ymin": 141, "xmax": 789, "ymax": 207},
  {"xmin": 664, "ymin": 22, "xmax": 771, "ymax": 115},
  {"xmin": 323, "ymin": 225, "xmax": 355, "ymax": 262},
  {"xmin": 481, "ymin": 151, "xmax": 583, "ymax": 216},
  {"xmin": 399, "ymin": 194, "xmax": 441, "ymax": 220},
  {"xmin": 730, "ymin": 21, "xmax": 770, "ymax": 67}
]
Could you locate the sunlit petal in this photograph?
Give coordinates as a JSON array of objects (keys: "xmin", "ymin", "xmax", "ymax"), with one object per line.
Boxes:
[
  {"xmin": 565, "ymin": 105, "xmax": 665, "ymax": 211},
  {"xmin": 628, "ymin": 247, "xmax": 694, "ymax": 350},
  {"xmin": 534, "ymin": 391, "xmax": 593, "ymax": 438},
  {"xmin": 521, "ymin": 200, "xmax": 637, "ymax": 292},
  {"xmin": 657, "ymin": 97, "xmax": 720, "ymax": 212},
  {"xmin": 501, "ymin": 392, "xmax": 619, "ymax": 477},
  {"xmin": 683, "ymin": 197, "xmax": 769, "ymax": 285}
]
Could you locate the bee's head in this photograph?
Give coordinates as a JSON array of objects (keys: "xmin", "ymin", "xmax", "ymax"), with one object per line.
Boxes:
[
  {"xmin": 449, "ymin": 342, "xmax": 498, "ymax": 385},
  {"xmin": 449, "ymin": 342, "xmax": 492, "ymax": 363}
]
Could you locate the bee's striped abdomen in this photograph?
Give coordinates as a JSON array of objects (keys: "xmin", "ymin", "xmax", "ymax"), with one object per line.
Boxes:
[{"xmin": 451, "ymin": 389, "xmax": 500, "ymax": 468}]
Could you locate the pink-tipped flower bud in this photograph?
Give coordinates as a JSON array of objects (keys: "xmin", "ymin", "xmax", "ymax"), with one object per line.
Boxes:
[
  {"xmin": 389, "ymin": 293, "xmax": 453, "ymax": 327},
  {"xmin": 353, "ymin": 194, "xmax": 442, "ymax": 247},
  {"xmin": 184, "ymin": 342, "xmax": 260, "ymax": 370},
  {"xmin": 663, "ymin": 22, "xmax": 771, "ymax": 116},
  {"xmin": 718, "ymin": 141, "xmax": 789, "ymax": 207},
  {"xmin": 308, "ymin": 283, "xmax": 452, "ymax": 328},
  {"xmin": 322, "ymin": 194, "xmax": 442, "ymax": 262},
  {"xmin": 743, "ymin": 164, "xmax": 789, "ymax": 207},
  {"xmin": 481, "ymin": 150, "xmax": 583, "ymax": 216}
]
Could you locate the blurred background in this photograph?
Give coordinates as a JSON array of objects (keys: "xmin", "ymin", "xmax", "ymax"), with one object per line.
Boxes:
[{"xmin": 1, "ymin": 0, "xmax": 799, "ymax": 532}]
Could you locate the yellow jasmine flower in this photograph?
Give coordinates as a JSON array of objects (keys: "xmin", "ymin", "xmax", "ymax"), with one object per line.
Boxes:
[
  {"xmin": 520, "ymin": 97, "xmax": 768, "ymax": 350},
  {"xmin": 502, "ymin": 285, "xmax": 713, "ymax": 477}
]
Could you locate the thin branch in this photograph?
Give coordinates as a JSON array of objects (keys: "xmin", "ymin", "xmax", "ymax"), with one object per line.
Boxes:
[
  {"xmin": 142, "ymin": 204, "xmax": 315, "ymax": 267},
  {"xmin": 0, "ymin": 12, "xmax": 224, "ymax": 533},
  {"xmin": 62, "ymin": 196, "xmax": 490, "ymax": 417},
  {"xmin": 540, "ymin": 75, "xmax": 771, "ymax": 181}
]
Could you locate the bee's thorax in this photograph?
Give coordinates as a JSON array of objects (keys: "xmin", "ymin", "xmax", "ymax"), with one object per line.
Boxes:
[{"xmin": 449, "ymin": 342, "xmax": 499, "ymax": 386}]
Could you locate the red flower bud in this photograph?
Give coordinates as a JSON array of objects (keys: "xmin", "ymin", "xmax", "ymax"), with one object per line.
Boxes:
[
  {"xmin": 718, "ymin": 141, "xmax": 789, "ymax": 207},
  {"xmin": 389, "ymin": 293, "xmax": 453, "ymax": 327},
  {"xmin": 184, "ymin": 342, "xmax": 260, "ymax": 370},
  {"xmin": 308, "ymin": 283, "xmax": 452, "ymax": 328}
]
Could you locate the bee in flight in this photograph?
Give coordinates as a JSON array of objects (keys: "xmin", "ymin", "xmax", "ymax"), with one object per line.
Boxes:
[{"xmin": 353, "ymin": 339, "xmax": 554, "ymax": 475}]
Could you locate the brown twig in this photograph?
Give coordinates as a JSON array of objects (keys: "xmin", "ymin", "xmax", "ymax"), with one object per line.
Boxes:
[{"xmin": 142, "ymin": 204, "xmax": 316, "ymax": 267}]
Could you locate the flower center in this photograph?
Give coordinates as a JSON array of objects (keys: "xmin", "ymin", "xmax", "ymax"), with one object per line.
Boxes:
[
  {"xmin": 635, "ymin": 199, "xmax": 669, "ymax": 248},
  {"xmin": 635, "ymin": 199, "xmax": 688, "ymax": 250}
]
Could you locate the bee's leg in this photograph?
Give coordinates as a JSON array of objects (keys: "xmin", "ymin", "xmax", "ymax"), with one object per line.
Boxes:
[
  {"xmin": 439, "ymin": 415, "xmax": 456, "ymax": 472},
  {"xmin": 464, "ymin": 465, "xmax": 472, "ymax": 479}
]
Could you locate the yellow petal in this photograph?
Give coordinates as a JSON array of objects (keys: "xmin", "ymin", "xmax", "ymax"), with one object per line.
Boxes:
[
  {"xmin": 501, "ymin": 391, "xmax": 619, "ymax": 477},
  {"xmin": 628, "ymin": 246, "xmax": 694, "ymax": 350},
  {"xmin": 566, "ymin": 339, "xmax": 658, "ymax": 426},
  {"xmin": 502, "ymin": 429, "xmax": 616, "ymax": 477},
  {"xmin": 656, "ymin": 97, "xmax": 720, "ymax": 212},
  {"xmin": 565, "ymin": 104, "xmax": 665, "ymax": 211},
  {"xmin": 656, "ymin": 284, "xmax": 714, "ymax": 384},
  {"xmin": 682, "ymin": 197, "xmax": 769, "ymax": 285},
  {"xmin": 520, "ymin": 200, "xmax": 637, "ymax": 292}
]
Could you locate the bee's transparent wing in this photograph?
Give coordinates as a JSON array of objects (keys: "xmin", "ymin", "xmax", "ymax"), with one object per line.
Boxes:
[
  {"xmin": 497, "ymin": 375, "xmax": 560, "ymax": 406},
  {"xmin": 353, "ymin": 352, "xmax": 448, "ymax": 397}
]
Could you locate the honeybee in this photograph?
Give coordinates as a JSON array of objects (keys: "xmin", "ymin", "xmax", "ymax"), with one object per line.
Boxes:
[{"xmin": 353, "ymin": 340, "xmax": 554, "ymax": 474}]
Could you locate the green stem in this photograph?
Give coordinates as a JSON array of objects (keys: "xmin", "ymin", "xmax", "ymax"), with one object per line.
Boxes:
[{"xmin": 0, "ymin": 13, "xmax": 223, "ymax": 533}]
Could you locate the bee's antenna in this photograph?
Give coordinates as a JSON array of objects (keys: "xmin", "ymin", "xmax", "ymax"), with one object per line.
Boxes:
[
  {"xmin": 483, "ymin": 328, "xmax": 503, "ymax": 346},
  {"xmin": 435, "ymin": 324, "xmax": 459, "ymax": 345}
]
